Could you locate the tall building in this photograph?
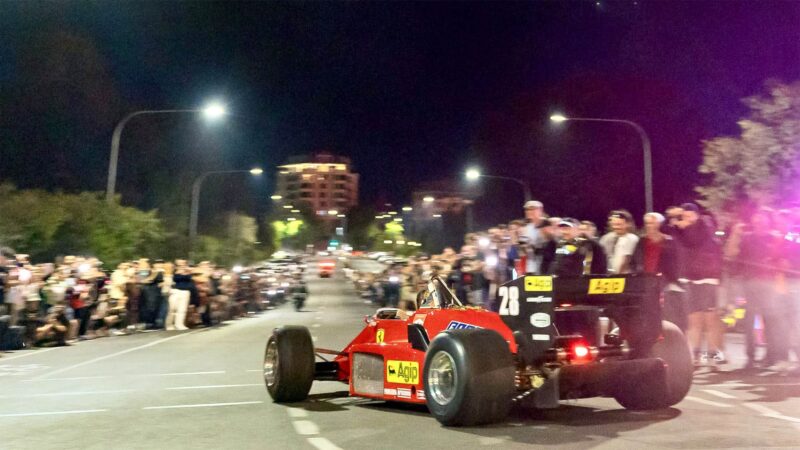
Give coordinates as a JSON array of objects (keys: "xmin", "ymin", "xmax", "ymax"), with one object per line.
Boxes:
[{"xmin": 275, "ymin": 153, "xmax": 359, "ymax": 215}]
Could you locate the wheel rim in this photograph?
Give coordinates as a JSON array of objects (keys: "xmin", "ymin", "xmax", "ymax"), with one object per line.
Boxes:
[
  {"xmin": 428, "ymin": 351, "xmax": 457, "ymax": 405},
  {"xmin": 264, "ymin": 340, "xmax": 278, "ymax": 387}
]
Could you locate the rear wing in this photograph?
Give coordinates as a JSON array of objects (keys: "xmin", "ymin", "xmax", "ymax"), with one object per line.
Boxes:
[{"xmin": 498, "ymin": 274, "xmax": 662, "ymax": 366}]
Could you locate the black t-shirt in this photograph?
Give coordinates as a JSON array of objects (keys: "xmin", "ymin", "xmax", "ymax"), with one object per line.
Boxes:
[{"xmin": 0, "ymin": 266, "xmax": 7, "ymax": 303}]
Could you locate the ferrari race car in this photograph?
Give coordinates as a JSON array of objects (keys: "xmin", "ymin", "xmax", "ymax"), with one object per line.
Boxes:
[{"xmin": 262, "ymin": 274, "xmax": 693, "ymax": 426}]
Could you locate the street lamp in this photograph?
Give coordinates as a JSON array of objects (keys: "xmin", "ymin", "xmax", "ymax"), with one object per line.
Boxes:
[
  {"xmin": 106, "ymin": 101, "xmax": 228, "ymax": 204},
  {"xmin": 550, "ymin": 113, "xmax": 653, "ymax": 212},
  {"xmin": 464, "ymin": 166, "xmax": 532, "ymax": 202},
  {"xmin": 423, "ymin": 196, "xmax": 435, "ymax": 203},
  {"xmin": 270, "ymin": 195, "xmax": 282, "ymax": 200},
  {"xmin": 189, "ymin": 167, "xmax": 262, "ymax": 250}
]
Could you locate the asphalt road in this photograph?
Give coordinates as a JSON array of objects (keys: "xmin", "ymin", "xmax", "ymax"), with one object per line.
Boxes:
[{"xmin": 2, "ymin": 259, "xmax": 799, "ymax": 450}]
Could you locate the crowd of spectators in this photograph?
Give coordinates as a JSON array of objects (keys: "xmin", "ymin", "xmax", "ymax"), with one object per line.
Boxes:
[
  {"xmin": 0, "ymin": 251, "xmax": 263, "ymax": 351},
  {"xmin": 366, "ymin": 200, "xmax": 800, "ymax": 374}
]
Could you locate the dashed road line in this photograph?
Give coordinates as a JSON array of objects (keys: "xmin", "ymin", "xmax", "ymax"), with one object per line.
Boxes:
[
  {"xmin": 23, "ymin": 375, "xmax": 109, "ymax": 382},
  {"xmin": 165, "ymin": 384, "xmax": 261, "ymax": 390},
  {"xmin": 143, "ymin": 401, "xmax": 263, "ymax": 410},
  {"xmin": 0, "ymin": 348, "xmax": 57, "ymax": 361},
  {"xmin": 701, "ymin": 389, "xmax": 738, "ymax": 400},
  {"xmin": 287, "ymin": 407, "xmax": 309, "ymax": 418},
  {"xmin": 312, "ymin": 324, "xmax": 321, "ymax": 328},
  {"xmin": 308, "ymin": 437, "xmax": 342, "ymax": 450},
  {"xmin": 142, "ymin": 371, "xmax": 225, "ymax": 377},
  {"xmin": 30, "ymin": 329, "xmax": 202, "ymax": 380},
  {"xmin": 292, "ymin": 419, "xmax": 320, "ymax": 435},
  {"xmin": 684, "ymin": 396, "xmax": 733, "ymax": 408},
  {"xmin": 743, "ymin": 403, "xmax": 800, "ymax": 424},
  {"xmin": 0, "ymin": 409, "xmax": 108, "ymax": 418}
]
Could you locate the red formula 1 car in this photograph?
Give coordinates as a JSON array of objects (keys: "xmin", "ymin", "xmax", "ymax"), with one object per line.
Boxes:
[{"xmin": 262, "ymin": 274, "xmax": 693, "ymax": 426}]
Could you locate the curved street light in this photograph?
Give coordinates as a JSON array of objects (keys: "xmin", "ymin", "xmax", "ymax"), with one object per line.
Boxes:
[
  {"xmin": 549, "ymin": 114, "xmax": 653, "ymax": 213},
  {"xmin": 106, "ymin": 102, "xmax": 228, "ymax": 203},
  {"xmin": 464, "ymin": 167, "xmax": 532, "ymax": 202},
  {"xmin": 189, "ymin": 167, "xmax": 262, "ymax": 249}
]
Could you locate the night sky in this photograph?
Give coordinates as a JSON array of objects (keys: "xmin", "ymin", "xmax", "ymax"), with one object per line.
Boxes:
[{"xmin": 2, "ymin": 1, "xmax": 799, "ymax": 229}]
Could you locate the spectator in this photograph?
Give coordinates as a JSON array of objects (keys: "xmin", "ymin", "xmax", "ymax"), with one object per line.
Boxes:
[
  {"xmin": 672, "ymin": 202, "xmax": 725, "ymax": 366},
  {"xmin": 725, "ymin": 210, "xmax": 787, "ymax": 369},
  {"xmin": 632, "ymin": 212, "xmax": 687, "ymax": 331},
  {"xmin": 36, "ymin": 305, "xmax": 70, "ymax": 347},
  {"xmin": 578, "ymin": 220, "xmax": 598, "ymax": 240},
  {"xmin": 549, "ymin": 219, "xmax": 607, "ymax": 276},
  {"xmin": 599, "ymin": 210, "xmax": 639, "ymax": 274},
  {"xmin": 521, "ymin": 200, "xmax": 548, "ymax": 274}
]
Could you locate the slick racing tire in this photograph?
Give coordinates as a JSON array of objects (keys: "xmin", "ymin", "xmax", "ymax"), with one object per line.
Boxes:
[
  {"xmin": 423, "ymin": 328, "xmax": 515, "ymax": 426},
  {"xmin": 264, "ymin": 326, "xmax": 315, "ymax": 402},
  {"xmin": 614, "ymin": 321, "xmax": 693, "ymax": 410}
]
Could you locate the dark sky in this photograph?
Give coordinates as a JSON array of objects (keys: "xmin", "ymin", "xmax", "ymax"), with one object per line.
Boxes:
[{"xmin": 2, "ymin": 1, "xmax": 799, "ymax": 228}]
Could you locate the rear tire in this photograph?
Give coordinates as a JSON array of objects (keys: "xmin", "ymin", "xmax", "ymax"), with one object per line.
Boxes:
[
  {"xmin": 614, "ymin": 321, "xmax": 693, "ymax": 410},
  {"xmin": 264, "ymin": 326, "xmax": 315, "ymax": 402},
  {"xmin": 423, "ymin": 328, "xmax": 515, "ymax": 426}
]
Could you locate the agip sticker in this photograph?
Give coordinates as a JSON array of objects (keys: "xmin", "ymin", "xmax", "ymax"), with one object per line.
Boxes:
[
  {"xmin": 524, "ymin": 276, "xmax": 553, "ymax": 292},
  {"xmin": 588, "ymin": 278, "xmax": 626, "ymax": 294},
  {"xmin": 386, "ymin": 360, "xmax": 419, "ymax": 385}
]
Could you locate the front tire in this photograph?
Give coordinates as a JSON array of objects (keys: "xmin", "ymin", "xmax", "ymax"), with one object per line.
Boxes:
[
  {"xmin": 614, "ymin": 321, "xmax": 693, "ymax": 410},
  {"xmin": 423, "ymin": 328, "xmax": 515, "ymax": 426},
  {"xmin": 264, "ymin": 326, "xmax": 315, "ymax": 402}
]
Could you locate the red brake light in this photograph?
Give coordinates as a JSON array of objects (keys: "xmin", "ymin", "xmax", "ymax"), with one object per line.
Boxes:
[{"xmin": 570, "ymin": 343, "xmax": 592, "ymax": 362}]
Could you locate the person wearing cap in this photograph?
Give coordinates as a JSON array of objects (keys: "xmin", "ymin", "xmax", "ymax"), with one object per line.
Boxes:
[
  {"xmin": 521, "ymin": 200, "xmax": 550, "ymax": 275},
  {"xmin": 599, "ymin": 210, "xmax": 639, "ymax": 274},
  {"xmin": 548, "ymin": 218, "xmax": 607, "ymax": 276},
  {"xmin": 673, "ymin": 202, "xmax": 725, "ymax": 366},
  {"xmin": 632, "ymin": 212, "xmax": 686, "ymax": 331}
]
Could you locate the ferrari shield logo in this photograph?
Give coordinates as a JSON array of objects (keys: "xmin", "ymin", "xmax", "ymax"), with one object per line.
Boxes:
[{"xmin": 376, "ymin": 329, "xmax": 385, "ymax": 343}]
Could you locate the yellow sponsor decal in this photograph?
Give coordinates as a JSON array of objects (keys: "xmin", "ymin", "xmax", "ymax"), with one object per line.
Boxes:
[
  {"xmin": 588, "ymin": 278, "xmax": 626, "ymax": 294},
  {"xmin": 524, "ymin": 276, "xmax": 553, "ymax": 292},
  {"xmin": 376, "ymin": 329, "xmax": 385, "ymax": 343},
  {"xmin": 386, "ymin": 360, "xmax": 419, "ymax": 385}
]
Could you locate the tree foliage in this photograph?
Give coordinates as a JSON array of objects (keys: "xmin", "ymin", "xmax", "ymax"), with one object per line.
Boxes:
[{"xmin": 697, "ymin": 81, "xmax": 800, "ymax": 223}]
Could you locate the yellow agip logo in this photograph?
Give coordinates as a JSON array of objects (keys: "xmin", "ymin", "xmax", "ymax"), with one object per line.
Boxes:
[
  {"xmin": 588, "ymin": 278, "xmax": 626, "ymax": 294},
  {"xmin": 386, "ymin": 360, "xmax": 419, "ymax": 384},
  {"xmin": 525, "ymin": 276, "xmax": 553, "ymax": 292}
]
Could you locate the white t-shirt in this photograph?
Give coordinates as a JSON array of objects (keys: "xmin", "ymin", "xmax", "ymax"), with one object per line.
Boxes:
[{"xmin": 599, "ymin": 232, "xmax": 639, "ymax": 274}]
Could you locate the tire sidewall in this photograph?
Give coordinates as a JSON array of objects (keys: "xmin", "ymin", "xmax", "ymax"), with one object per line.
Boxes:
[{"xmin": 424, "ymin": 333, "xmax": 469, "ymax": 423}]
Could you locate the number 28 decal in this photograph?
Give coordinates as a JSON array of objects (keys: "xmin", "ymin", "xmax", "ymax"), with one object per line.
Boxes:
[{"xmin": 498, "ymin": 286, "xmax": 520, "ymax": 316}]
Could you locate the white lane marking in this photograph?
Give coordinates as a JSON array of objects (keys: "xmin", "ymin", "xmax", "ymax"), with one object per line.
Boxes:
[
  {"xmin": 292, "ymin": 420, "xmax": 319, "ymax": 435},
  {"xmin": 308, "ymin": 437, "xmax": 342, "ymax": 450},
  {"xmin": 683, "ymin": 396, "xmax": 733, "ymax": 408},
  {"xmin": 166, "ymin": 384, "xmax": 261, "ymax": 390},
  {"xmin": 142, "ymin": 371, "xmax": 225, "ymax": 377},
  {"xmin": 0, "ymin": 348, "xmax": 57, "ymax": 361},
  {"xmin": 23, "ymin": 375, "xmax": 109, "ymax": 382},
  {"xmin": 708, "ymin": 382, "xmax": 800, "ymax": 387},
  {"xmin": 702, "ymin": 389, "xmax": 738, "ymax": 400},
  {"xmin": 31, "ymin": 329, "xmax": 202, "ymax": 380},
  {"xmin": 0, "ymin": 409, "xmax": 107, "ymax": 418},
  {"xmin": 143, "ymin": 401, "xmax": 263, "ymax": 410},
  {"xmin": 312, "ymin": 324, "xmax": 321, "ymax": 328},
  {"xmin": 19, "ymin": 390, "xmax": 132, "ymax": 398},
  {"xmin": 287, "ymin": 407, "xmax": 309, "ymax": 418},
  {"xmin": 743, "ymin": 403, "xmax": 800, "ymax": 423},
  {"xmin": 246, "ymin": 369, "xmax": 262, "ymax": 372}
]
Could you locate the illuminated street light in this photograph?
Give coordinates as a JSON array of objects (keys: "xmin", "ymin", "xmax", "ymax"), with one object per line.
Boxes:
[
  {"xmin": 106, "ymin": 100, "xmax": 230, "ymax": 203},
  {"xmin": 287, "ymin": 217, "xmax": 296, "ymax": 222},
  {"xmin": 291, "ymin": 209, "xmax": 300, "ymax": 213},
  {"xmin": 402, "ymin": 206, "xmax": 413, "ymax": 212},
  {"xmin": 465, "ymin": 167, "xmax": 531, "ymax": 202},
  {"xmin": 375, "ymin": 215, "xmax": 383, "ymax": 219},
  {"xmin": 383, "ymin": 240, "xmax": 393, "ymax": 244},
  {"xmin": 550, "ymin": 113, "xmax": 652, "ymax": 212},
  {"xmin": 393, "ymin": 218, "xmax": 403, "ymax": 222},
  {"xmin": 189, "ymin": 167, "xmax": 263, "ymax": 253},
  {"xmin": 270, "ymin": 195, "xmax": 282, "ymax": 200},
  {"xmin": 465, "ymin": 167, "xmax": 481, "ymax": 181},
  {"xmin": 423, "ymin": 196, "xmax": 435, "ymax": 203},
  {"xmin": 388, "ymin": 211, "xmax": 398, "ymax": 216},
  {"xmin": 328, "ymin": 210, "xmax": 338, "ymax": 216},
  {"xmin": 283, "ymin": 205, "xmax": 293, "ymax": 209},
  {"xmin": 337, "ymin": 214, "xmax": 346, "ymax": 218},
  {"xmin": 202, "ymin": 102, "xmax": 227, "ymax": 120},
  {"xmin": 433, "ymin": 214, "xmax": 442, "ymax": 218}
]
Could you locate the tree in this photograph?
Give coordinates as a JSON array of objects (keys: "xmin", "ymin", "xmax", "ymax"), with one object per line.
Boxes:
[{"xmin": 697, "ymin": 81, "xmax": 800, "ymax": 223}]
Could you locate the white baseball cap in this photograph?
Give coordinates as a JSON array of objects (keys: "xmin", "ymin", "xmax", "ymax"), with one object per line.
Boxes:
[{"xmin": 524, "ymin": 200, "xmax": 544, "ymax": 209}]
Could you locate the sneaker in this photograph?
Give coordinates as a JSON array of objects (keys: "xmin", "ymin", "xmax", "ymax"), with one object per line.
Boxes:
[
  {"xmin": 711, "ymin": 350, "xmax": 727, "ymax": 365},
  {"xmin": 694, "ymin": 351, "xmax": 708, "ymax": 366}
]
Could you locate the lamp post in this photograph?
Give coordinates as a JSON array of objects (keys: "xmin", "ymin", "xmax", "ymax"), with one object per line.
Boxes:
[
  {"xmin": 550, "ymin": 114, "xmax": 653, "ymax": 213},
  {"xmin": 189, "ymin": 168, "xmax": 263, "ymax": 250},
  {"xmin": 106, "ymin": 102, "xmax": 227, "ymax": 203},
  {"xmin": 465, "ymin": 167, "xmax": 532, "ymax": 202}
]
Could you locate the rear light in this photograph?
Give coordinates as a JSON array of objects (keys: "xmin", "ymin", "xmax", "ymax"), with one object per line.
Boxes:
[{"xmin": 570, "ymin": 342, "xmax": 593, "ymax": 364}]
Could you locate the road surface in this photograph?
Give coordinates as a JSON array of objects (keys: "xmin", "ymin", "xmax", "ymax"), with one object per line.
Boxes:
[{"xmin": 1, "ymin": 259, "xmax": 799, "ymax": 449}]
